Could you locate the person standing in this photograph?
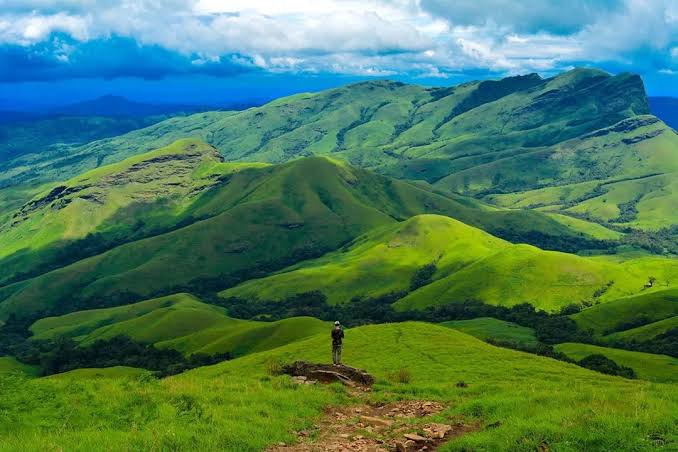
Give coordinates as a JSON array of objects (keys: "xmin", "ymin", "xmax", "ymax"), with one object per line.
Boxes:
[{"xmin": 331, "ymin": 321, "xmax": 344, "ymax": 365}]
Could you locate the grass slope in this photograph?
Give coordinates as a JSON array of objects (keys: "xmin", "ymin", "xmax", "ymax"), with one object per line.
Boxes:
[
  {"xmin": 396, "ymin": 250, "xmax": 678, "ymax": 312},
  {"xmin": 555, "ymin": 342, "xmax": 678, "ymax": 383},
  {"xmin": 605, "ymin": 316, "xmax": 678, "ymax": 343},
  {"xmin": 441, "ymin": 317, "xmax": 538, "ymax": 346},
  {"xmin": 462, "ymin": 115, "xmax": 678, "ymax": 230},
  {"xmin": 222, "ymin": 213, "xmax": 678, "ymax": 312},
  {"xmin": 1, "ymin": 323, "xmax": 675, "ymax": 451},
  {"xmin": 572, "ymin": 288, "xmax": 678, "ymax": 335},
  {"xmin": 44, "ymin": 366, "xmax": 151, "ymax": 380},
  {"xmin": 30, "ymin": 293, "xmax": 330, "ymax": 357},
  {"xmin": 4, "ymin": 68, "xmax": 670, "ymax": 235},
  {"xmin": 221, "ymin": 214, "xmax": 509, "ymax": 304},
  {"xmin": 0, "ymin": 153, "xmax": 600, "ymax": 320},
  {"xmin": 0, "ymin": 356, "xmax": 38, "ymax": 377},
  {"xmin": 0, "ymin": 138, "xmax": 235, "ymax": 285}
]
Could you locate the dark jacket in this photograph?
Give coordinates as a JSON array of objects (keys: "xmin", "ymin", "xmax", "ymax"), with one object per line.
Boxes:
[{"xmin": 331, "ymin": 327, "xmax": 344, "ymax": 346}]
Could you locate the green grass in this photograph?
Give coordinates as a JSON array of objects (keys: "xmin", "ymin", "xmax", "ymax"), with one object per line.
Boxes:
[
  {"xmin": 222, "ymin": 214, "xmax": 509, "ymax": 304},
  {"xmin": 396, "ymin": 249, "xmax": 678, "ymax": 312},
  {"xmin": 572, "ymin": 288, "xmax": 678, "ymax": 335},
  {"xmin": 0, "ymin": 138, "xmax": 232, "ymax": 285},
  {"xmin": 544, "ymin": 213, "xmax": 623, "ymax": 240},
  {"xmin": 0, "ymin": 152, "xmax": 603, "ymax": 319},
  {"xmin": 0, "ymin": 322, "xmax": 675, "ymax": 451},
  {"xmin": 441, "ymin": 317, "xmax": 538, "ymax": 346},
  {"xmin": 30, "ymin": 293, "xmax": 330, "ymax": 357},
  {"xmin": 554, "ymin": 342, "xmax": 678, "ymax": 383},
  {"xmin": 221, "ymin": 211, "xmax": 678, "ymax": 313},
  {"xmin": 4, "ymin": 68, "xmax": 671, "ymax": 239},
  {"xmin": 0, "ymin": 356, "xmax": 38, "ymax": 377},
  {"xmin": 605, "ymin": 316, "xmax": 678, "ymax": 343},
  {"xmin": 44, "ymin": 366, "xmax": 152, "ymax": 380}
]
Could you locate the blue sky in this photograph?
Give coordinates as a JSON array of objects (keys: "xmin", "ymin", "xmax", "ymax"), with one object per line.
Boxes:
[{"xmin": 0, "ymin": 0, "xmax": 677, "ymax": 110}]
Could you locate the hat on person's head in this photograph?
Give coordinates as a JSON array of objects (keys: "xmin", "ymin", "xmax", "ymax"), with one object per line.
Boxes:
[{"xmin": 334, "ymin": 321, "xmax": 340, "ymax": 325}]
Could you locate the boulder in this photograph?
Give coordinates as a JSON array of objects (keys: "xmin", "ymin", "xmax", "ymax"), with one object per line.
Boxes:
[{"xmin": 280, "ymin": 361, "xmax": 375, "ymax": 387}]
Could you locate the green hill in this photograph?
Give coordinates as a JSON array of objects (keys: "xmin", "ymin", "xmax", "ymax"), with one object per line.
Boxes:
[
  {"xmin": 605, "ymin": 316, "xmax": 678, "ymax": 343},
  {"xmin": 4, "ymin": 68, "xmax": 675, "ymax": 237},
  {"xmin": 572, "ymin": 288, "xmax": 678, "ymax": 335},
  {"xmin": 0, "ymin": 356, "xmax": 38, "ymax": 377},
  {"xmin": 43, "ymin": 366, "xmax": 151, "ymax": 380},
  {"xmin": 222, "ymin": 213, "xmax": 678, "ymax": 312},
  {"xmin": 0, "ymin": 138, "xmax": 246, "ymax": 285},
  {"xmin": 221, "ymin": 214, "xmax": 509, "ymax": 304},
  {"xmin": 554, "ymin": 342, "xmax": 678, "ymax": 383},
  {"xmin": 30, "ymin": 293, "xmax": 330, "ymax": 356},
  {"xmin": 1, "ymin": 323, "xmax": 675, "ymax": 451},
  {"xmin": 0, "ymin": 149, "xmax": 606, "ymax": 320},
  {"xmin": 441, "ymin": 317, "xmax": 538, "ymax": 346}
]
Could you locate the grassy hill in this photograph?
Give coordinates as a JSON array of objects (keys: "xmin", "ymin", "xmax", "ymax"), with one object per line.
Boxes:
[
  {"xmin": 605, "ymin": 316, "xmax": 678, "ymax": 343},
  {"xmin": 441, "ymin": 317, "xmax": 538, "ymax": 346},
  {"xmin": 221, "ymin": 214, "xmax": 509, "ymax": 304},
  {"xmin": 396, "ymin": 252, "xmax": 678, "ymax": 312},
  {"xmin": 221, "ymin": 213, "xmax": 678, "ymax": 312},
  {"xmin": 0, "ymin": 138, "xmax": 243, "ymax": 285},
  {"xmin": 0, "ymin": 356, "xmax": 38, "ymax": 377},
  {"xmin": 3, "ymin": 69, "xmax": 674, "ymax": 236},
  {"xmin": 555, "ymin": 342, "xmax": 678, "ymax": 383},
  {"xmin": 0, "ymin": 149, "xmax": 608, "ymax": 320},
  {"xmin": 572, "ymin": 288, "xmax": 678, "ymax": 335},
  {"xmin": 454, "ymin": 115, "xmax": 678, "ymax": 228},
  {"xmin": 30, "ymin": 293, "xmax": 330, "ymax": 356},
  {"xmin": 43, "ymin": 366, "xmax": 151, "ymax": 380},
  {"xmin": 1, "ymin": 322, "xmax": 675, "ymax": 451}
]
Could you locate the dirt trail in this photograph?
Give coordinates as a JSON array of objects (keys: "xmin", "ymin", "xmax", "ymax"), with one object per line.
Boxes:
[{"xmin": 269, "ymin": 399, "xmax": 478, "ymax": 452}]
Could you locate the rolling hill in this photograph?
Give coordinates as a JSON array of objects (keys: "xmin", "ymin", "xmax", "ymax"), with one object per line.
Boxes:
[
  {"xmin": 30, "ymin": 293, "xmax": 329, "ymax": 357},
  {"xmin": 441, "ymin": 317, "xmax": 538, "ymax": 346},
  {"xmin": 0, "ymin": 138, "xmax": 237, "ymax": 285},
  {"xmin": 554, "ymin": 342, "xmax": 678, "ymax": 383},
  {"xmin": 0, "ymin": 140, "xmax": 617, "ymax": 320},
  {"xmin": 221, "ymin": 214, "xmax": 510, "ymax": 304},
  {"xmin": 2, "ymin": 68, "xmax": 675, "ymax": 239},
  {"xmin": 0, "ymin": 152, "xmax": 519, "ymax": 320},
  {"xmin": 572, "ymin": 287, "xmax": 678, "ymax": 335},
  {"xmin": 222, "ymin": 213, "xmax": 678, "ymax": 312}
]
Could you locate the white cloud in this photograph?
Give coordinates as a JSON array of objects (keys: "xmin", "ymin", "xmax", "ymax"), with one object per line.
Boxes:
[{"xmin": 0, "ymin": 0, "xmax": 676, "ymax": 78}]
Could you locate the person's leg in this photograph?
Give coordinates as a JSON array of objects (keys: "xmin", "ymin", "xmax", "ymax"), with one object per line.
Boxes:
[
  {"xmin": 332, "ymin": 345, "xmax": 338, "ymax": 364},
  {"xmin": 336, "ymin": 345, "xmax": 342, "ymax": 365}
]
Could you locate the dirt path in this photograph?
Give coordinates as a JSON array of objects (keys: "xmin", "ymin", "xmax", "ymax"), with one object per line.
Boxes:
[{"xmin": 269, "ymin": 399, "xmax": 478, "ymax": 452}]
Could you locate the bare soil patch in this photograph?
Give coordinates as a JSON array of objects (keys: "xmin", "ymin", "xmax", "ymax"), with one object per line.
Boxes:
[{"xmin": 269, "ymin": 399, "xmax": 478, "ymax": 452}]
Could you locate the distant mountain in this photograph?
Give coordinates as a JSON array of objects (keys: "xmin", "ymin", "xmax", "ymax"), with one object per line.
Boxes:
[
  {"xmin": 649, "ymin": 96, "xmax": 678, "ymax": 129},
  {"xmin": 51, "ymin": 95, "xmax": 211, "ymax": 118},
  {"xmin": 4, "ymin": 68, "xmax": 676, "ymax": 237}
]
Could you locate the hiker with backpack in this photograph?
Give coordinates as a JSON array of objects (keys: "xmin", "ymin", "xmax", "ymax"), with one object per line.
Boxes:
[{"xmin": 331, "ymin": 321, "xmax": 344, "ymax": 365}]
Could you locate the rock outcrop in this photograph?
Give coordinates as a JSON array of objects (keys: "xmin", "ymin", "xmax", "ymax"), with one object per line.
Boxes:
[{"xmin": 280, "ymin": 361, "xmax": 375, "ymax": 387}]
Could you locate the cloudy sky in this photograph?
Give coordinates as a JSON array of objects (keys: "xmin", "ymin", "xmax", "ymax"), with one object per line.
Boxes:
[{"xmin": 1, "ymin": 0, "xmax": 677, "ymax": 109}]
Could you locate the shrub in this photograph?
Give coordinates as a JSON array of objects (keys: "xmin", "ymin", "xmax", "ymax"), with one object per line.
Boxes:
[
  {"xmin": 410, "ymin": 263, "xmax": 437, "ymax": 291},
  {"xmin": 387, "ymin": 367, "xmax": 411, "ymax": 384},
  {"xmin": 577, "ymin": 354, "xmax": 636, "ymax": 379},
  {"xmin": 265, "ymin": 358, "xmax": 284, "ymax": 376}
]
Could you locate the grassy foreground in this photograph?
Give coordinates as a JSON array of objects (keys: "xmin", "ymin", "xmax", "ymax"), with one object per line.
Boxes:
[{"xmin": 1, "ymin": 323, "xmax": 676, "ymax": 451}]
